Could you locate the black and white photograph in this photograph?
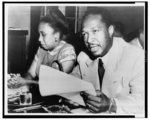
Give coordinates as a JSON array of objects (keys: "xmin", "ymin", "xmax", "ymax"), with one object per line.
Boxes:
[{"xmin": 2, "ymin": 1, "xmax": 147, "ymax": 118}]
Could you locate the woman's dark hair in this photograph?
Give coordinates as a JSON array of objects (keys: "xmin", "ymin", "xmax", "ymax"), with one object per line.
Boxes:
[
  {"xmin": 40, "ymin": 9, "xmax": 69, "ymax": 39},
  {"xmin": 82, "ymin": 7, "xmax": 113, "ymax": 28}
]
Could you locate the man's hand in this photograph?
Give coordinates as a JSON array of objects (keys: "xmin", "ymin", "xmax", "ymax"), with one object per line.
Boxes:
[{"xmin": 81, "ymin": 91, "xmax": 111, "ymax": 113}]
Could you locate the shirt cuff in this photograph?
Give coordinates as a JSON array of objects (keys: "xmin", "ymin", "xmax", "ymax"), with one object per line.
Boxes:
[{"xmin": 108, "ymin": 98, "xmax": 117, "ymax": 113}]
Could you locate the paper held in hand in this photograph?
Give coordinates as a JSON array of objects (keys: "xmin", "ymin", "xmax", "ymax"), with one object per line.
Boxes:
[{"xmin": 39, "ymin": 65, "xmax": 96, "ymax": 106}]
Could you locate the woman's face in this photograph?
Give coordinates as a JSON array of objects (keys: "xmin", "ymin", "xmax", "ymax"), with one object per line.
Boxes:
[{"xmin": 38, "ymin": 22, "xmax": 59, "ymax": 51}]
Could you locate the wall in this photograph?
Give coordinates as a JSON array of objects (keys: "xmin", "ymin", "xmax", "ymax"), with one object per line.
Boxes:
[
  {"xmin": 7, "ymin": 5, "xmax": 144, "ymax": 55},
  {"xmin": 8, "ymin": 6, "xmax": 31, "ymax": 59},
  {"xmin": 7, "ymin": 5, "xmax": 144, "ymax": 37},
  {"xmin": 73, "ymin": 6, "xmax": 144, "ymax": 35},
  {"xmin": 105, "ymin": 6, "xmax": 144, "ymax": 35}
]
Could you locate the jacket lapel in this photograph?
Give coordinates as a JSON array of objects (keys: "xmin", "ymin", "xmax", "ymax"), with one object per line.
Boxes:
[{"xmin": 102, "ymin": 38, "xmax": 124, "ymax": 97}]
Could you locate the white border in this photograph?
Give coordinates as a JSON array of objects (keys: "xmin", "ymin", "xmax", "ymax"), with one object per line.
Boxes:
[
  {"xmin": 5, "ymin": 2, "xmax": 145, "ymax": 6},
  {"xmin": 3, "ymin": 1, "xmax": 147, "ymax": 118}
]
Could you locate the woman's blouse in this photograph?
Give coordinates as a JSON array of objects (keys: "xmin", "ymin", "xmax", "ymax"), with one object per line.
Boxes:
[{"xmin": 34, "ymin": 41, "xmax": 76, "ymax": 76}]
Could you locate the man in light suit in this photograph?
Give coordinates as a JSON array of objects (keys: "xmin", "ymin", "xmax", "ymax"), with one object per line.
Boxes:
[{"xmin": 72, "ymin": 8, "xmax": 144, "ymax": 115}]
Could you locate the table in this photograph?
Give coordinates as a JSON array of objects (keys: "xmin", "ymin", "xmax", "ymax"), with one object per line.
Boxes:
[{"xmin": 8, "ymin": 85, "xmax": 87, "ymax": 113}]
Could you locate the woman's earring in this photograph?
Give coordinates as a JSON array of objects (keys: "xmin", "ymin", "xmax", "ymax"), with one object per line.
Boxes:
[{"xmin": 55, "ymin": 38, "xmax": 58, "ymax": 42}]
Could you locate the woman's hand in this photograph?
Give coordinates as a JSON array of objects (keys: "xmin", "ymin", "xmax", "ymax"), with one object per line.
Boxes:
[
  {"xmin": 8, "ymin": 76, "xmax": 28, "ymax": 89},
  {"xmin": 17, "ymin": 77, "xmax": 38, "ymax": 86}
]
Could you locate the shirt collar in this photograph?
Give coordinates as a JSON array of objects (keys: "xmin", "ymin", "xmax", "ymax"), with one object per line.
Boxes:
[
  {"xmin": 98, "ymin": 37, "xmax": 121, "ymax": 66},
  {"xmin": 48, "ymin": 41, "xmax": 65, "ymax": 55},
  {"xmin": 85, "ymin": 40, "xmax": 114, "ymax": 67}
]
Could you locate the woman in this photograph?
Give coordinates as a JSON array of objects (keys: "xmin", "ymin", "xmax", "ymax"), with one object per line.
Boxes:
[{"xmin": 20, "ymin": 13, "xmax": 76, "ymax": 84}]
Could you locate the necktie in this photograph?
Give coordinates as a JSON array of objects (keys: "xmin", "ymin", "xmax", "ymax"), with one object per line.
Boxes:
[{"xmin": 98, "ymin": 59, "xmax": 105, "ymax": 91}]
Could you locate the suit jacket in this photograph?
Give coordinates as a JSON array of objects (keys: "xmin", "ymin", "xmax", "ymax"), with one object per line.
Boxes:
[{"xmin": 72, "ymin": 37, "xmax": 144, "ymax": 115}]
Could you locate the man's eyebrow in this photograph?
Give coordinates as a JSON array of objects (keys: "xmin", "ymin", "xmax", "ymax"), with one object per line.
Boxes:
[{"xmin": 82, "ymin": 28, "xmax": 91, "ymax": 32}]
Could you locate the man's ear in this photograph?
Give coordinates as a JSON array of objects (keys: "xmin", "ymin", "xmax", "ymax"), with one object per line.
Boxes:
[{"xmin": 108, "ymin": 25, "xmax": 114, "ymax": 37}]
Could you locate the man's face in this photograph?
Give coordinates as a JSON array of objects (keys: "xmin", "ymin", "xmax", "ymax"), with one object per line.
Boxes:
[{"xmin": 82, "ymin": 14, "xmax": 113, "ymax": 57}]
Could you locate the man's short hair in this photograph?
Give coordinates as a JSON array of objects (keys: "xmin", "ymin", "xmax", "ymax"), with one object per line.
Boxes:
[{"xmin": 82, "ymin": 7, "xmax": 113, "ymax": 28}]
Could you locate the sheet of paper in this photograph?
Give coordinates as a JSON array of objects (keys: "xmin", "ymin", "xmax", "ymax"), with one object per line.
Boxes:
[{"xmin": 39, "ymin": 65, "xmax": 96, "ymax": 106}]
